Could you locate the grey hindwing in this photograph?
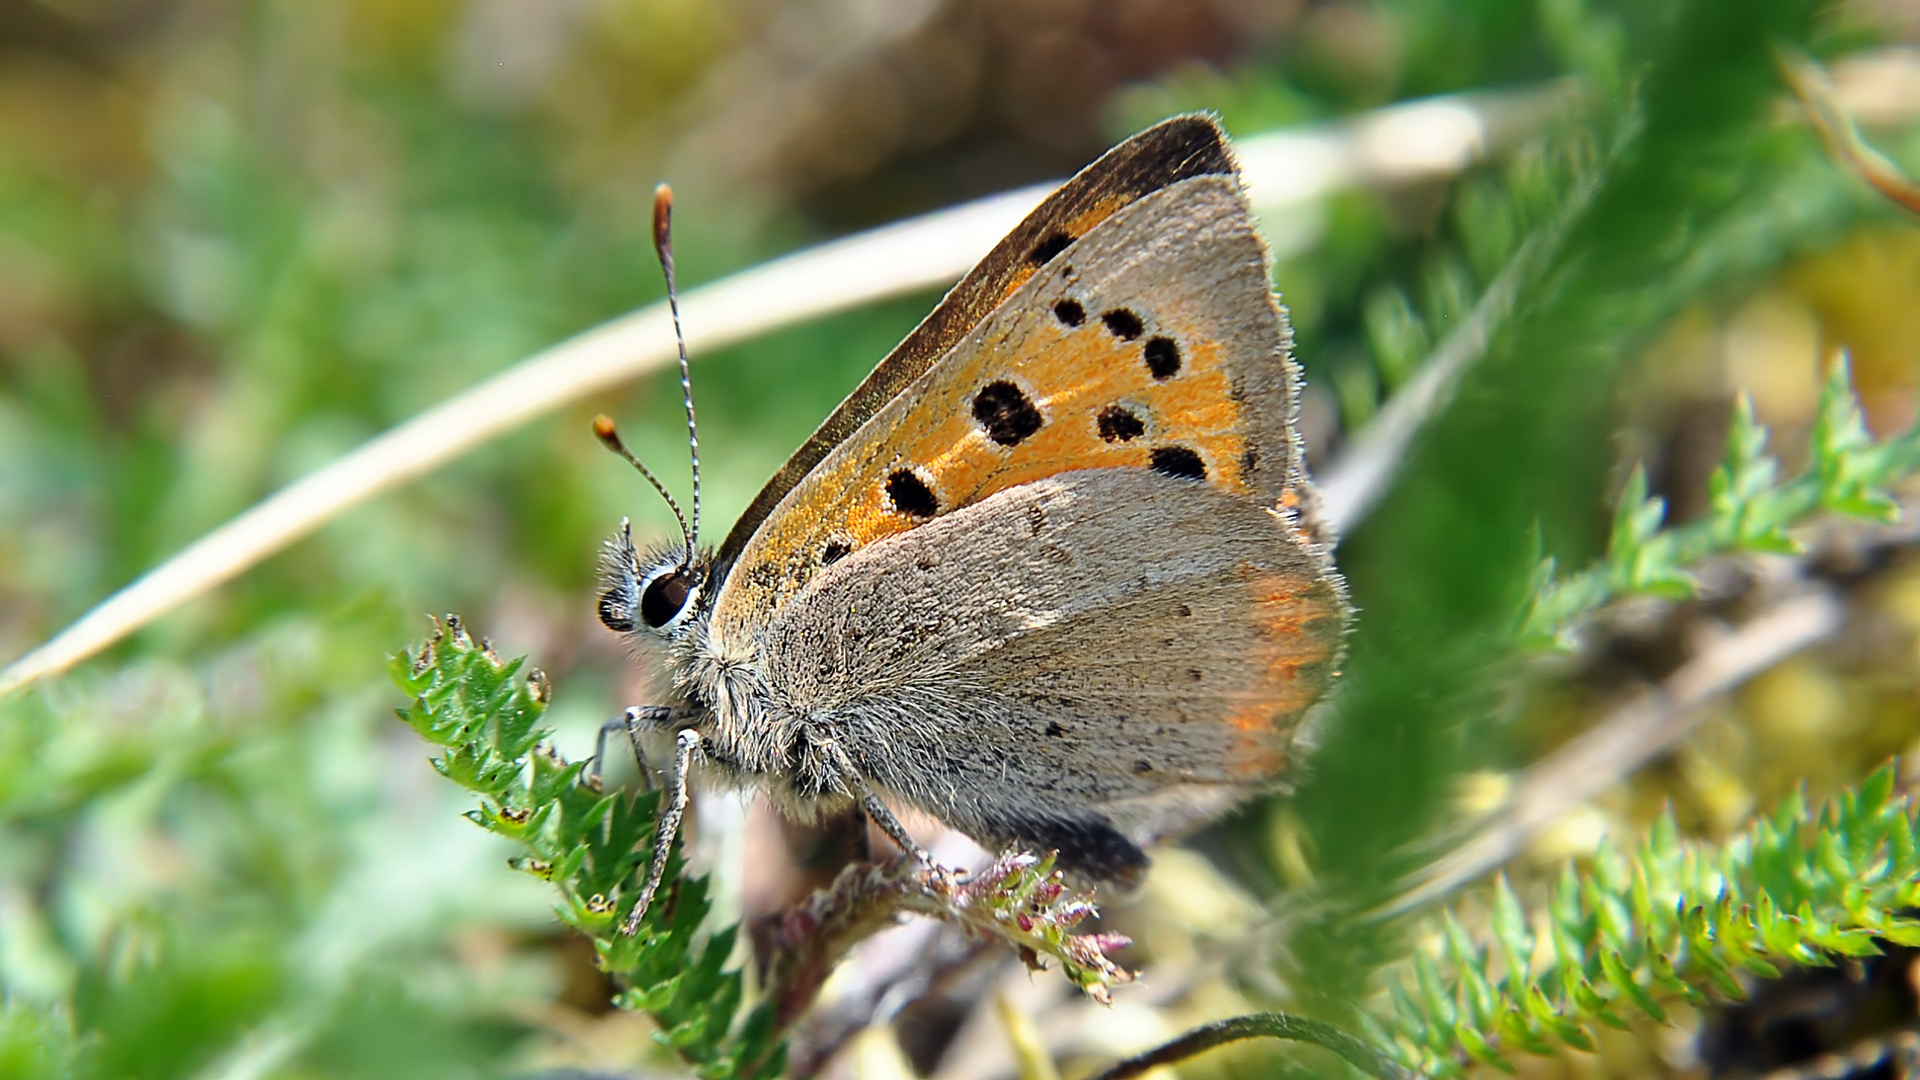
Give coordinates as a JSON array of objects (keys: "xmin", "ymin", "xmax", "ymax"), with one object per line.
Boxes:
[{"xmin": 757, "ymin": 469, "xmax": 1341, "ymax": 878}]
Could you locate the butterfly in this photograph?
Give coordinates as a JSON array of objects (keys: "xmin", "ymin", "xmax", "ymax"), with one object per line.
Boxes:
[{"xmin": 594, "ymin": 114, "xmax": 1349, "ymax": 932}]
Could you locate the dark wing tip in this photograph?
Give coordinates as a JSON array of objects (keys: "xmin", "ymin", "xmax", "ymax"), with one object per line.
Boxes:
[{"xmin": 1122, "ymin": 112, "xmax": 1234, "ymax": 182}]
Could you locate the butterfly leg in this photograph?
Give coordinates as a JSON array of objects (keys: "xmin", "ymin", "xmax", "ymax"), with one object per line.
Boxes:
[
  {"xmin": 588, "ymin": 705, "xmax": 678, "ymax": 791},
  {"xmin": 622, "ymin": 727, "xmax": 701, "ymax": 936},
  {"xmin": 823, "ymin": 742, "xmax": 931, "ymax": 866}
]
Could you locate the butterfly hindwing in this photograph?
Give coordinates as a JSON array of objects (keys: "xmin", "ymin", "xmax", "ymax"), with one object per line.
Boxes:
[{"xmin": 757, "ymin": 469, "xmax": 1345, "ymax": 877}]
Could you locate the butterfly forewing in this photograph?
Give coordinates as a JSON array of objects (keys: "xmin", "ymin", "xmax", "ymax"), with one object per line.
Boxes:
[
  {"xmin": 714, "ymin": 116, "xmax": 1238, "ymax": 575},
  {"xmin": 711, "ymin": 175, "xmax": 1319, "ymax": 644}
]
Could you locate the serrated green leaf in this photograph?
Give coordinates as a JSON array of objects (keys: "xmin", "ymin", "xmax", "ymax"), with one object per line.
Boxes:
[
  {"xmin": 392, "ymin": 623, "xmax": 761, "ymax": 1078},
  {"xmin": 1381, "ymin": 770, "xmax": 1920, "ymax": 1076}
]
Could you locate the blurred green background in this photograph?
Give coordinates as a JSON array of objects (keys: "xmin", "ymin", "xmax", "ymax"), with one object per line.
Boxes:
[{"xmin": 5, "ymin": 1, "xmax": 1920, "ymax": 1077}]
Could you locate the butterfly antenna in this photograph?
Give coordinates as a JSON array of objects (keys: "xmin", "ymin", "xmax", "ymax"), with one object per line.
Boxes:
[
  {"xmin": 593, "ymin": 415, "xmax": 694, "ymax": 558},
  {"xmin": 652, "ymin": 184, "xmax": 701, "ymax": 563}
]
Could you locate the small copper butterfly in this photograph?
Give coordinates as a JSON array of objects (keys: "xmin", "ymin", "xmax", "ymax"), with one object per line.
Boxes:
[{"xmin": 593, "ymin": 115, "xmax": 1349, "ymax": 931}]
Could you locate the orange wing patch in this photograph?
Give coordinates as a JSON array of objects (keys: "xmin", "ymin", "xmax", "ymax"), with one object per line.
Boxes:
[
  {"xmin": 1220, "ymin": 566, "xmax": 1344, "ymax": 776},
  {"xmin": 727, "ymin": 302, "xmax": 1251, "ymax": 620},
  {"xmin": 845, "ymin": 306, "xmax": 1248, "ymax": 540},
  {"xmin": 711, "ymin": 176, "xmax": 1299, "ymax": 648},
  {"xmin": 711, "ymin": 118, "xmax": 1239, "ymax": 572}
]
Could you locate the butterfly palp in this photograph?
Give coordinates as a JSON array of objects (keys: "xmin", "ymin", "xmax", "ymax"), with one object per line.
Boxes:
[{"xmin": 598, "ymin": 587, "xmax": 637, "ymax": 633}]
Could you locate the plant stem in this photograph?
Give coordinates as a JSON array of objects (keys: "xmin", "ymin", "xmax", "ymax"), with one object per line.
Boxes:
[{"xmin": 1084, "ymin": 1012, "xmax": 1411, "ymax": 1080}]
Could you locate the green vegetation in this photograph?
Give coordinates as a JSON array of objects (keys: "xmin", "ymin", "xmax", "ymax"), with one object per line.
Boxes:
[
  {"xmin": 5, "ymin": 0, "xmax": 1920, "ymax": 1077},
  {"xmin": 1376, "ymin": 769, "xmax": 1920, "ymax": 1076}
]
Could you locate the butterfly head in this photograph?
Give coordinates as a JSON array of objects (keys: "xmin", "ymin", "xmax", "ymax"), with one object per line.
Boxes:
[
  {"xmin": 593, "ymin": 183, "xmax": 711, "ymax": 644},
  {"xmin": 597, "ymin": 518, "xmax": 709, "ymax": 639}
]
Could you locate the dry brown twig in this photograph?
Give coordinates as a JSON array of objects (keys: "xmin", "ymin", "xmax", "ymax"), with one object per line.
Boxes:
[
  {"xmin": 1385, "ymin": 586, "xmax": 1847, "ymax": 915},
  {"xmin": 1387, "ymin": 497, "xmax": 1920, "ymax": 913},
  {"xmin": 1781, "ymin": 48, "xmax": 1920, "ymax": 218},
  {"xmin": 753, "ymin": 852, "xmax": 1132, "ymax": 1038}
]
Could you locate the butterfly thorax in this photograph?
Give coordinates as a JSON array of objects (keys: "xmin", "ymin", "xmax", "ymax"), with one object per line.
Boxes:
[{"xmin": 675, "ymin": 610, "xmax": 859, "ymax": 818}]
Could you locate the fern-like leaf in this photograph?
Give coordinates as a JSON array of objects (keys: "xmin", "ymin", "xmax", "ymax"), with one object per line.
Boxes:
[
  {"xmin": 1524, "ymin": 358, "xmax": 1920, "ymax": 646},
  {"xmin": 1375, "ymin": 766, "xmax": 1920, "ymax": 1077},
  {"xmin": 391, "ymin": 616, "xmax": 784, "ymax": 1080}
]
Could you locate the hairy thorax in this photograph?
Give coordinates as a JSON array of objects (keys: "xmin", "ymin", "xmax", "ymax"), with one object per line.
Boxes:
[{"xmin": 663, "ymin": 612, "xmax": 849, "ymax": 820}]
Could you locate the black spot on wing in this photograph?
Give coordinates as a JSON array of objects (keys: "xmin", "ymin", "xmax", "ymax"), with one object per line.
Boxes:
[
  {"xmin": 885, "ymin": 469, "xmax": 938, "ymax": 517},
  {"xmin": 1053, "ymin": 299, "xmax": 1085, "ymax": 327},
  {"xmin": 1144, "ymin": 336, "xmax": 1181, "ymax": 380},
  {"xmin": 1045, "ymin": 721, "xmax": 1066, "ymax": 737},
  {"xmin": 1151, "ymin": 446, "xmax": 1206, "ymax": 481},
  {"xmin": 1097, "ymin": 405, "xmax": 1144, "ymax": 443},
  {"xmin": 1028, "ymin": 230, "xmax": 1073, "ymax": 266},
  {"xmin": 972, "ymin": 381, "xmax": 1044, "ymax": 447},
  {"xmin": 1101, "ymin": 308, "xmax": 1144, "ymax": 340}
]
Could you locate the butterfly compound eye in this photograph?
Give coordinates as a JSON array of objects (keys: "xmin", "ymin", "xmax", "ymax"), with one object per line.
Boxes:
[{"xmin": 640, "ymin": 571, "xmax": 695, "ymax": 629}]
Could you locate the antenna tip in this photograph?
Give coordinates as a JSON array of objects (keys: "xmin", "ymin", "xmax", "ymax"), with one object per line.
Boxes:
[
  {"xmin": 592, "ymin": 414, "xmax": 621, "ymax": 446},
  {"xmin": 652, "ymin": 184, "xmax": 673, "ymax": 252}
]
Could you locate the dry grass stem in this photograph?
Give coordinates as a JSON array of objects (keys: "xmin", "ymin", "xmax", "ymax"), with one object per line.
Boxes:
[
  {"xmin": 0, "ymin": 89, "xmax": 1555, "ymax": 697},
  {"xmin": 1387, "ymin": 587, "xmax": 1847, "ymax": 914}
]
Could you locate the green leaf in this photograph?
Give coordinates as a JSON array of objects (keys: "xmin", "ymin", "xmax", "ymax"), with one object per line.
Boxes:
[
  {"xmin": 1526, "ymin": 361, "xmax": 1920, "ymax": 647},
  {"xmin": 1382, "ymin": 771, "xmax": 1920, "ymax": 1071},
  {"xmin": 390, "ymin": 621, "xmax": 763, "ymax": 1078}
]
